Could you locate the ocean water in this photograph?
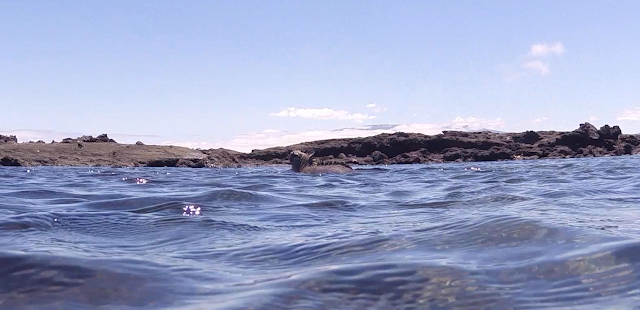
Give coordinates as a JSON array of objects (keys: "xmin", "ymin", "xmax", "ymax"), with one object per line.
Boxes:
[{"xmin": 2, "ymin": 156, "xmax": 640, "ymax": 310}]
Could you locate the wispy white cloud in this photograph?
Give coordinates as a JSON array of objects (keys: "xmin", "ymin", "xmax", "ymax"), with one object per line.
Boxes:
[
  {"xmin": 270, "ymin": 107, "xmax": 375, "ymax": 122},
  {"xmin": 261, "ymin": 129, "xmax": 280, "ymax": 134},
  {"xmin": 529, "ymin": 42, "xmax": 565, "ymax": 57},
  {"xmin": 366, "ymin": 103, "xmax": 387, "ymax": 113},
  {"xmin": 500, "ymin": 41, "xmax": 565, "ymax": 80},
  {"xmin": 522, "ymin": 60, "xmax": 550, "ymax": 76},
  {"xmin": 389, "ymin": 123, "xmax": 449, "ymax": 135},
  {"xmin": 589, "ymin": 116, "xmax": 599, "ymax": 121},
  {"xmin": 451, "ymin": 117, "xmax": 506, "ymax": 129},
  {"xmin": 531, "ymin": 117, "xmax": 549, "ymax": 124},
  {"xmin": 617, "ymin": 108, "xmax": 640, "ymax": 121}
]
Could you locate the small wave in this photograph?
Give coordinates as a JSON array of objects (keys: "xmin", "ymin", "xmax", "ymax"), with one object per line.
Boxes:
[
  {"xmin": 0, "ymin": 251, "xmax": 189, "ymax": 310},
  {"xmin": 0, "ymin": 213, "xmax": 57, "ymax": 232},
  {"xmin": 285, "ymin": 199, "xmax": 362, "ymax": 211},
  {"xmin": 194, "ymin": 189, "xmax": 288, "ymax": 204},
  {"xmin": 230, "ymin": 262, "xmax": 508, "ymax": 310},
  {"xmin": 2, "ymin": 189, "xmax": 91, "ymax": 200},
  {"xmin": 226, "ymin": 235, "xmax": 398, "ymax": 269}
]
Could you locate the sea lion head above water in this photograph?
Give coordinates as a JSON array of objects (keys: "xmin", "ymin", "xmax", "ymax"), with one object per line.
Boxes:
[
  {"xmin": 289, "ymin": 150, "xmax": 353, "ymax": 174},
  {"xmin": 289, "ymin": 150, "xmax": 314, "ymax": 172}
]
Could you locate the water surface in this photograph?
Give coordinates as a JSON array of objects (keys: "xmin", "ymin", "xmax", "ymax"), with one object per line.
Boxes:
[{"xmin": 1, "ymin": 156, "xmax": 640, "ymax": 309}]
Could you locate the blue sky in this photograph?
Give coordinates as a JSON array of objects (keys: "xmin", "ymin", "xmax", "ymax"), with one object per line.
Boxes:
[{"xmin": 1, "ymin": 1, "xmax": 639, "ymax": 151}]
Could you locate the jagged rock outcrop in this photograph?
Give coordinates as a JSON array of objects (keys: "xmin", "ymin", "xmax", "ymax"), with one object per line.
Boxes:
[
  {"xmin": 371, "ymin": 151, "xmax": 388, "ymax": 164},
  {"xmin": 598, "ymin": 125, "xmax": 622, "ymax": 140},
  {"xmin": 62, "ymin": 134, "xmax": 117, "ymax": 143},
  {"xmin": 240, "ymin": 122, "xmax": 640, "ymax": 165},
  {"xmin": 0, "ymin": 135, "xmax": 18, "ymax": 145}
]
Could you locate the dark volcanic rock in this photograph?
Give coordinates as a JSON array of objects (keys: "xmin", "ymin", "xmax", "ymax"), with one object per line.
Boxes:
[
  {"xmin": 473, "ymin": 147, "xmax": 514, "ymax": 162},
  {"xmin": 620, "ymin": 134, "xmax": 640, "ymax": 146},
  {"xmin": 96, "ymin": 134, "xmax": 116, "ymax": 143},
  {"xmin": 0, "ymin": 135, "xmax": 18, "ymax": 145},
  {"xmin": 60, "ymin": 134, "xmax": 117, "ymax": 144},
  {"xmin": 78, "ymin": 135, "xmax": 95, "ymax": 142},
  {"xmin": 240, "ymin": 122, "xmax": 638, "ymax": 166},
  {"xmin": 442, "ymin": 147, "xmax": 513, "ymax": 162},
  {"xmin": 619, "ymin": 144, "xmax": 634, "ymax": 155},
  {"xmin": 202, "ymin": 148, "xmax": 242, "ymax": 168},
  {"xmin": 0, "ymin": 142, "xmax": 226, "ymax": 168},
  {"xmin": 1, "ymin": 122, "xmax": 638, "ymax": 167},
  {"xmin": 392, "ymin": 149, "xmax": 433, "ymax": 164},
  {"xmin": 555, "ymin": 122, "xmax": 601, "ymax": 149},
  {"xmin": 512, "ymin": 131, "xmax": 541, "ymax": 144},
  {"xmin": 598, "ymin": 125, "xmax": 621, "ymax": 140},
  {"xmin": 145, "ymin": 158, "xmax": 180, "ymax": 167},
  {"xmin": 175, "ymin": 158, "xmax": 207, "ymax": 168},
  {"xmin": 135, "ymin": 141, "xmax": 145, "ymax": 145},
  {"xmin": 371, "ymin": 151, "xmax": 388, "ymax": 164},
  {"xmin": 78, "ymin": 134, "xmax": 117, "ymax": 143},
  {"xmin": 576, "ymin": 122, "xmax": 600, "ymax": 140},
  {"xmin": 0, "ymin": 156, "xmax": 21, "ymax": 166},
  {"xmin": 548, "ymin": 146, "xmax": 575, "ymax": 158}
]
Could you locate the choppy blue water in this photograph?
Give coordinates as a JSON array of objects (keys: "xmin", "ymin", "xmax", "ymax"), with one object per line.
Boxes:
[{"xmin": 2, "ymin": 156, "xmax": 640, "ymax": 309}]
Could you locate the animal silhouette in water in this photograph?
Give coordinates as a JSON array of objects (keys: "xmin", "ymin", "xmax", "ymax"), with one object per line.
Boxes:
[{"xmin": 289, "ymin": 150, "xmax": 352, "ymax": 174}]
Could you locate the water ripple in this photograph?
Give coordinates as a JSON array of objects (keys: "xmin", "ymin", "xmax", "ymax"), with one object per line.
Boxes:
[{"xmin": 2, "ymin": 156, "xmax": 640, "ymax": 309}]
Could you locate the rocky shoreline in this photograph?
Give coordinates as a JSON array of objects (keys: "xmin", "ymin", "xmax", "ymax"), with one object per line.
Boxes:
[{"xmin": 1, "ymin": 123, "xmax": 639, "ymax": 168}]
